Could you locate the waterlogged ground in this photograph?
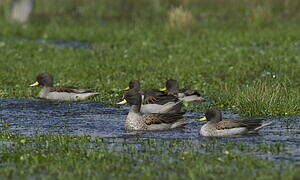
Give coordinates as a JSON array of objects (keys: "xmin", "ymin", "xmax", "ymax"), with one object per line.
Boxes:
[
  {"xmin": 0, "ymin": 98, "xmax": 299, "ymax": 163},
  {"xmin": 0, "ymin": 33, "xmax": 299, "ymax": 179},
  {"xmin": 1, "ymin": 1, "xmax": 300, "ymax": 177},
  {"xmin": 0, "ymin": 36, "xmax": 91, "ymax": 49}
]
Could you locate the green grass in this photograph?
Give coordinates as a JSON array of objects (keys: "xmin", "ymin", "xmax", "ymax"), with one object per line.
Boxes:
[
  {"xmin": 0, "ymin": 1, "xmax": 300, "ymax": 179},
  {"xmin": 0, "ymin": 132, "xmax": 298, "ymax": 180},
  {"xmin": 0, "ymin": 23, "xmax": 299, "ymax": 116}
]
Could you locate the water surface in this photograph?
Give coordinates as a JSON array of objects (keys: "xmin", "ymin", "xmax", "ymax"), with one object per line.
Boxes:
[
  {"xmin": 0, "ymin": 36, "xmax": 91, "ymax": 49},
  {"xmin": 0, "ymin": 98, "xmax": 299, "ymax": 162}
]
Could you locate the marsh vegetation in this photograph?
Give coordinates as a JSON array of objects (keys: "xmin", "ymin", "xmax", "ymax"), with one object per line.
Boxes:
[{"xmin": 0, "ymin": 0, "xmax": 299, "ymax": 179}]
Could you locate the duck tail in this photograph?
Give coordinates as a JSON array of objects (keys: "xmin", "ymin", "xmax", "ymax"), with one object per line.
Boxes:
[
  {"xmin": 171, "ymin": 100, "xmax": 183, "ymax": 111},
  {"xmin": 254, "ymin": 121, "xmax": 273, "ymax": 131},
  {"xmin": 86, "ymin": 92, "xmax": 99, "ymax": 97},
  {"xmin": 170, "ymin": 119, "xmax": 188, "ymax": 129}
]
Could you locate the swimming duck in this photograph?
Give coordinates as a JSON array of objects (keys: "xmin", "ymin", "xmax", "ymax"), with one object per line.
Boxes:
[
  {"xmin": 118, "ymin": 89, "xmax": 187, "ymax": 131},
  {"xmin": 161, "ymin": 79, "xmax": 204, "ymax": 102},
  {"xmin": 122, "ymin": 80, "xmax": 182, "ymax": 114},
  {"xmin": 124, "ymin": 80, "xmax": 177, "ymax": 104},
  {"xmin": 29, "ymin": 72, "xmax": 99, "ymax": 101},
  {"xmin": 198, "ymin": 109, "xmax": 272, "ymax": 137}
]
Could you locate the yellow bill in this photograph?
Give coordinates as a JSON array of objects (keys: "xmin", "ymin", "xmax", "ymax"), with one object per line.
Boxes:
[
  {"xmin": 199, "ymin": 117, "xmax": 207, "ymax": 122},
  {"xmin": 29, "ymin": 81, "xmax": 39, "ymax": 87},
  {"xmin": 117, "ymin": 99, "xmax": 127, "ymax": 105},
  {"xmin": 160, "ymin": 87, "xmax": 167, "ymax": 91},
  {"xmin": 123, "ymin": 87, "xmax": 130, "ymax": 91}
]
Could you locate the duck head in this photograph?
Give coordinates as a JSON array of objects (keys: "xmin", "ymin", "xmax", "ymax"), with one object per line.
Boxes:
[
  {"xmin": 118, "ymin": 89, "xmax": 142, "ymax": 106},
  {"xmin": 124, "ymin": 80, "xmax": 140, "ymax": 90},
  {"xmin": 30, "ymin": 72, "xmax": 54, "ymax": 87},
  {"xmin": 199, "ymin": 109, "xmax": 222, "ymax": 123}
]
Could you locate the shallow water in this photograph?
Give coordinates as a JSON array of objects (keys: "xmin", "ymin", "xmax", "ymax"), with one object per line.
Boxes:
[
  {"xmin": 0, "ymin": 98, "xmax": 299, "ymax": 162},
  {"xmin": 0, "ymin": 36, "xmax": 91, "ymax": 49}
]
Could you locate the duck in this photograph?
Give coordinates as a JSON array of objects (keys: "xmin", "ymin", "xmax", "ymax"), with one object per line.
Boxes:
[
  {"xmin": 29, "ymin": 72, "xmax": 99, "ymax": 101},
  {"xmin": 198, "ymin": 109, "xmax": 272, "ymax": 137},
  {"xmin": 118, "ymin": 89, "xmax": 188, "ymax": 131},
  {"xmin": 122, "ymin": 80, "xmax": 182, "ymax": 114},
  {"xmin": 160, "ymin": 79, "xmax": 205, "ymax": 102}
]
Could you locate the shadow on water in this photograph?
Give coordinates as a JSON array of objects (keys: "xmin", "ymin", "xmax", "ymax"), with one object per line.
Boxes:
[
  {"xmin": 0, "ymin": 36, "xmax": 91, "ymax": 49},
  {"xmin": 0, "ymin": 98, "xmax": 299, "ymax": 162}
]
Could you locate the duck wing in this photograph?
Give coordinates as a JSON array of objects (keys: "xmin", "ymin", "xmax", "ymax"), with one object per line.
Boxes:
[
  {"xmin": 143, "ymin": 112, "xmax": 185, "ymax": 125},
  {"xmin": 50, "ymin": 86, "xmax": 93, "ymax": 93},
  {"xmin": 180, "ymin": 88, "xmax": 201, "ymax": 96},
  {"xmin": 216, "ymin": 120, "xmax": 265, "ymax": 130},
  {"xmin": 142, "ymin": 88, "xmax": 165, "ymax": 96},
  {"xmin": 143, "ymin": 89, "xmax": 178, "ymax": 105}
]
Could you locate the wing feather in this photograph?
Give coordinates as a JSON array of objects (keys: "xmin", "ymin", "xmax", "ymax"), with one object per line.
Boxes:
[
  {"xmin": 143, "ymin": 112, "xmax": 185, "ymax": 125},
  {"xmin": 179, "ymin": 88, "xmax": 201, "ymax": 96},
  {"xmin": 50, "ymin": 86, "xmax": 93, "ymax": 93},
  {"xmin": 216, "ymin": 120, "xmax": 264, "ymax": 130},
  {"xmin": 143, "ymin": 89, "xmax": 178, "ymax": 105}
]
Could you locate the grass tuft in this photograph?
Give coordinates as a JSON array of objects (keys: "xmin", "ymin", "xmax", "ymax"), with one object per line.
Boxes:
[
  {"xmin": 215, "ymin": 80, "xmax": 299, "ymax": 117},
  {"xmin": 167, "ymin": 6, "xmax": 194, "ymax": 30},
  {"xmin": 248, "ymin": 2, "xmax": 274, "ymax": 28}
]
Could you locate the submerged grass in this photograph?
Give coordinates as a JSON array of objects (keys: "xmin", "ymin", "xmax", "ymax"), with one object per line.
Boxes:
[{"xmin": 0, "ymin": 132, "xmax": 298, "ymax": 180}]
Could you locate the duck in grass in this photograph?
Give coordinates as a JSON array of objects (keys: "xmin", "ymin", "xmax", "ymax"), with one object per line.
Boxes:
[
  {"xmin": 29, "ymin": 72, "xmax": 99, "ymax": 101},
  {"xmin": 160, "ymin": 79, "xmax": 205, "ymax": 103},
  {"xmin": 118, "ymin": 89, "xmax": 187, "ymax": 131},
  {"xmin": 198, "ymin": 109, "xmax": 273, "ymax": 137},
  {"xmin": 121, "ymin": 80, "xmax": 183, "ymax": 114}
]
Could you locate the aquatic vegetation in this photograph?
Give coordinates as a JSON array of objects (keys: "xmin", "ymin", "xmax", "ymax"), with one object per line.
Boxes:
[
  {"xmin": 0, "ymin": 132, "xmax": 298, "ymax": 179},
  {"xmin": 0, "ymin": 98, "xmax": 300, "ymax": 178}
]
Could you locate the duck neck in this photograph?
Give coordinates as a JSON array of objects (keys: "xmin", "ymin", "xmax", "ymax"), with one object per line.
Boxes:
[
  {"xmin": 168, "ymin": 88, "xmax": 179, "ymax": 96},
  {"xmin": 129, "ymin": 104, "xmax": 141, "ymax": 113},
  {"xmin": 39, "ymin": 86, "xmax": 52, "ymax": 98},
  {"xmin": 126, "ymin": 103, "xmax": 144, "ymax": 131}
]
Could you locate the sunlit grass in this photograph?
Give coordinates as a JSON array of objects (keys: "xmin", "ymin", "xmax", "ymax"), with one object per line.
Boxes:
[
  {"xmin": 214, "ymin": 80, "xmax": 299, "ymax": 116},
  {"xmin": 0, "ymin": 25, "xmax": 299, "ymax": 116}
]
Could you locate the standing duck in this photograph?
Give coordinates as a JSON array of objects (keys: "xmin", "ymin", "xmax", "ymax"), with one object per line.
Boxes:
[
  {"xmin": 198, "ymin": 109, "xmax": 272, "ymax": 137},
  {"xmin": 29, "ymin": 72, "xmax": 99, "ymax": 101}
]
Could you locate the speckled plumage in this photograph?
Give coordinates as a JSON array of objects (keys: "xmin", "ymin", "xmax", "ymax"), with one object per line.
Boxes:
[
  {"xmin": 125, "ymin": 105, "xmax": 186, "ymax": 131},
  {"xmin": 122, "ymin": 89, "xmax": 187, "ymax": 131}
]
